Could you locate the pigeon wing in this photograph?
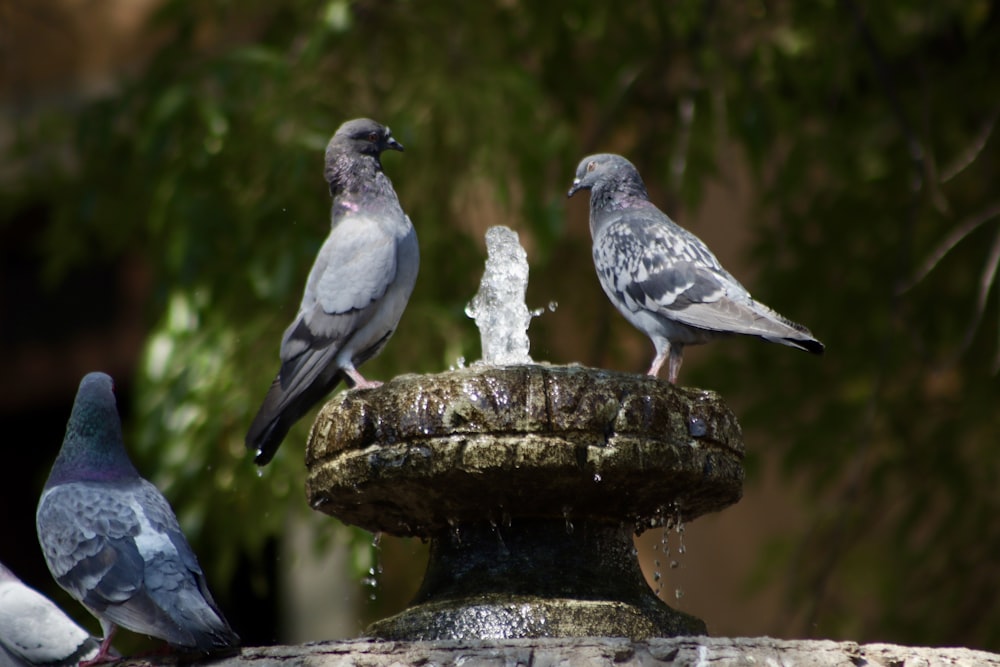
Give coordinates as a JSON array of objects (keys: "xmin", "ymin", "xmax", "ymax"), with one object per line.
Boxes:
[
  {"xmin": 38, "ymin": 482, "xmax": 234, "ymax": 650},
  {"xmin": 0, "ymin": 579, "xmax": 96, "ymax": 666},
  {"xmin": 596, "ymin": 215, "xmax": 818, "ymax": 343},
  {"xmin": 36, "ymin": 483, "xmax": 146, "ymax": 612},
  {"xmin": 594, "ymin": 215, "xmax": 730, "ymax": 314},
  {"xmin": 278, "ymin": 215, "xmax": 399, "ymax": 391},
  {"xmin": 0, "ymin": 643, "xmax": 30, "ymax": 667},
  {"xmin": 120, "ymin": 482, "xmax": 237, "ymax": 649}
]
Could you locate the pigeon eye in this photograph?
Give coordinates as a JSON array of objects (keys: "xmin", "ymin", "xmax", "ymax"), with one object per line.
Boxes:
[
  {"xmin": 586, "ymin": 161, "xmax": 596, "ymax": 173},
  {"xmin": 367, "ymin": 132, "xmax": 379, "ymax": 142}
]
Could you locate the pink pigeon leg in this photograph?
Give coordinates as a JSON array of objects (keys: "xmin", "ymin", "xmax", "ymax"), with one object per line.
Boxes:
[
  {"xmin": 344, "ymin": 366, "xmax": 383, "ymax": 389},
  {"xmin": 80, "ymin": 625, "xmax": 117, "ymax": 667},
  {"xmin": 648, "ymin": 341, "xmax": 684, "ymax": 384},
  {"xmin": 666, "ymin": 345, "xmax": 684, "ymax": 384},
  {"xmin": 647, "ymin": 349, "xmax": 668, "ymax": 379}
]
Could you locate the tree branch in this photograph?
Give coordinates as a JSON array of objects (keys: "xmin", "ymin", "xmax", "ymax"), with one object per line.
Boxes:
[{"xmin": 899, "ymin": 202, "xmax": 1000, "ymax": 292}]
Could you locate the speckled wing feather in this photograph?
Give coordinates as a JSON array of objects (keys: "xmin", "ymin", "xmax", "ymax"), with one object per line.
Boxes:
[
  {"xmin": 36, "ymin": 480, "xmax": 235, "ymax": 649},
  {"xmin": 36, "ymin": 482, "xmax": 146, "ymax": 610},
  {"xmin": 594, "ymin": 210, "xmax": 813, "ymax": 344},
  {"xmin": 594, "ymin": 211, "xmax": 733, "ymax": 322}
]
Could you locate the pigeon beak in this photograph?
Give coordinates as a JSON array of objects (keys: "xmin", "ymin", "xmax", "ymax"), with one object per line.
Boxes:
[
  {"xmin": 386, "ymin": 136, "xmax": 404, "ymax": 152},
  {"xmin": 567, "ymin": 178, "xmax": 583, "ymax": 198}
]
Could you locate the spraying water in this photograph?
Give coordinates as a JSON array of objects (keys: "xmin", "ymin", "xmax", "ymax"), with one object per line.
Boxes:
[{"xmin": 466, "ymin": 226, "xmax": 536, "ymax": 364}]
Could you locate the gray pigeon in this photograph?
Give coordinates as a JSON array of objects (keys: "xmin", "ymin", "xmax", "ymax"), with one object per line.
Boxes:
[
  {"xmin": 568, "ymin": 153, "xmax": 823, "ymax": 383},
  {"xmin": 36, "ymin": 373, "xmax": 239, "ymax": 663},
  {"xmin": 246, "ymin": 118, "xmax": 419, "ymax": 465},
  {"xmin": 0, "ymin": 561, "xmax": 102, "ymax": 667}
]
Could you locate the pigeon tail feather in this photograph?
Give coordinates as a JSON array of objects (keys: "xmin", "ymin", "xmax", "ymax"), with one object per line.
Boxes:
[
  {"xmin": 245, "ymin": 388, "xmax": 296, "ymax": 466},
  {"xmin": 775, "ymin": 335, "xmax": 825, "ymax": 355},
  {"xmin": 246, "ymin": 373, "xmax": 343, "ymax": 465},
  {"xmin": 246, "ymin": 415, "xmax": 290, "ymax": 467}
]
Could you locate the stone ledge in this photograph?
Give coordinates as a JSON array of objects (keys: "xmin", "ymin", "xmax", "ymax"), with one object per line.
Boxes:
[
  {"xmin": 305, "ymin": 365, "xmax": 744, "ymax": 536},
  {"xmin": 113, "ymin": 637, "xmax": 999, "ymax": 667}
]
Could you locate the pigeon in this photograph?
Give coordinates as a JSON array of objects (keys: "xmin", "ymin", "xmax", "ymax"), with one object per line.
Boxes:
[
  {"xmin": 568, "ymin": 153, "xmax": 823, "ymax": 383},
  {"xmin": 246, "ymin": 117, "xmax": 419, "ymax": 465},
  {"xmin": 36, "ymin": 373, "xmax": 240, "ymax": 664},
  {"xmin": 0, "ymin": 561, "xmax": 103, "ymax": 667}
]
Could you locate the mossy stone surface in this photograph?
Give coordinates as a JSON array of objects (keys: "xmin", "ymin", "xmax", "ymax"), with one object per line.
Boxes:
[{"xmin": 306, "ymin": 364, "xmax": 744, "ymax": 538}]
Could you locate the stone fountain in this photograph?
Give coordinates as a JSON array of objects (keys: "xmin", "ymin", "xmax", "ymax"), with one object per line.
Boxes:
[{"xmin": 304, "ymin": 227, "xmax": 744, "ymax": 640}]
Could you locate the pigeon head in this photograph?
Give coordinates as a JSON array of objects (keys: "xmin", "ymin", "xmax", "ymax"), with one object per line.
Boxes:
[
  {"xmin": 44, "ymin": 372, "xmax": 139, "ymax": 488},
  {"xmin": 328, "ymin": 118, "xmax": 403, "ymax": 158},
  {"xmin": 324, "ymin": 118, "xmax": 404, "ymax": 195},
  {"xmin": 567, "ymin": 153, "xmax": 649, "ymax": 200}
]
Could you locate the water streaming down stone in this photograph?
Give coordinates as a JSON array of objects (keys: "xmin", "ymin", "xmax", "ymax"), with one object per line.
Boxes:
[{"xmin": 304, "ymin": 227, "xmax": 746, "ymax": 640}]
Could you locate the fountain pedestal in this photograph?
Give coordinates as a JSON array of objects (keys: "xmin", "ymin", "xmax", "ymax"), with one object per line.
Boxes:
[{"xmin": 305, "ymin": 364, "xmax": 744, "ymax": 639}]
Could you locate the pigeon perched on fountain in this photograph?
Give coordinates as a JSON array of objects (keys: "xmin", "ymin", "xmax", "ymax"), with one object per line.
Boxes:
[
  {"xmin": 36, "ymin": 372, "xmax": 240, "ymax": 664},
  {"xmin": 568, "ymin": 153, "xmax": 823, "ymax": 383},
  {"xmin": 0, "ymin": 560, "xmax": 104, "ymax": 667},
  {"xmin": 247, "ymin": 118, "xmax": 419, "ymax": 465}
]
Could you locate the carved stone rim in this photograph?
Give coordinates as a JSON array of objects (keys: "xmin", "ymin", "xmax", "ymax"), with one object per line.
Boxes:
[{"xmin": 305, "ymin": 364, "xmax": 744, "ymax": 537}]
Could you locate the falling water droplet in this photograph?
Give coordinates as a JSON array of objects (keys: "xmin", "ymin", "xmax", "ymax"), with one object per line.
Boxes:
[
  {"xmin": 687, "ymin": 416, "xmax": 707, "ymax": 437},
  {"xmin": 447, "ymin": 518, "xmax": 462, "ymax": 544},
  {"xmin": 675, "ymin": 517, "xmax": 686, "ymax": 564},
  {"xmin": 489, "ymin": 519, "xmax": 508, "ymax": 553},
  {"xmin": 372, "ymin": 532, "xmax": 383, "ymax": 548},
  {"xmin": 256, "ymin": 468, "xmax": 264, "ymax": 479},
  {"xmin": 652, "ymin": 554, "xmax": 664, "ymax": 596},
  {"xmin": 593, "ymin": 472, "xmax": 602, "ymax": 482},
  {"xmin": 548, "ymin": 301, "xmax": 558, "ymax": 312},
  {"xmin": 362, "ymin": 565, "xmax": 378, "ymax": 595},
  {"xmin": 562, "ymin": 505, "xmax": 574, "ymax": 534},
  {"xmin": 675, "ymin": 588, "xmax": 685, "ymax": 600}
]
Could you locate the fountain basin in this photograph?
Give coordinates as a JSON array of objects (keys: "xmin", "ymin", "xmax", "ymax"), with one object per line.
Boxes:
[{"xmin": 305, "ymin": 364, "xmax": 744, "ymax": 639}]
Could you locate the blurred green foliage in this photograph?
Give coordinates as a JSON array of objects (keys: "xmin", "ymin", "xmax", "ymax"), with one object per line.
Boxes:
[{"xmin": 5, "ymin": 0, "xmax": 999, "ymax": 650}]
